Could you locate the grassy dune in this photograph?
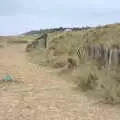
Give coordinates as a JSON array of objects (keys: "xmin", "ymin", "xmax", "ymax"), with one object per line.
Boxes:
[{"xmin": 27, "ymin": 23, "xmax": 120, "ymax": 104}]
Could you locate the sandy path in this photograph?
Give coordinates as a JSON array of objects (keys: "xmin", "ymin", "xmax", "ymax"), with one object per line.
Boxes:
[{"xmin": 0, "ymin": 44, "xmax": 120, "ymax": 120}]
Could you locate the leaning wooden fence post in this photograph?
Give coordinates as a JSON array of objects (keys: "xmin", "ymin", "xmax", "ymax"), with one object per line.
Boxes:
[
  {"xmin": 108, "ymin": 49, "xmax": 112, "ymax": 70},
  {"xmin": 44, "ymin": 33, "xmax": 48, "ymax": 48}
]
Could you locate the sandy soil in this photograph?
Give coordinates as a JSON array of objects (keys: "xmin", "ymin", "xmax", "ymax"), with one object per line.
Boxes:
[{"xmin": 0, "ymin": 44, "xmax": 120, "ymax": 120}]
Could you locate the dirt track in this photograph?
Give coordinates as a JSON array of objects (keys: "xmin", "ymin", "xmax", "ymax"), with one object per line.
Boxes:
[{"xmin": 0, "ymin": 44, "xmax": 120, "ymax": 120}]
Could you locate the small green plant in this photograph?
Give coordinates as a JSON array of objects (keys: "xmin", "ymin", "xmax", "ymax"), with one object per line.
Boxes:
[{"xmin": 3, "ymin": 75, "xmax": 13, "ymax": 82}]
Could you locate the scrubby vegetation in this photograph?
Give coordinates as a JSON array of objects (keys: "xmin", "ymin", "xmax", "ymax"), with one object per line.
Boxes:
[
  {"xmin": 27, "ymin": 23, "xmax": 120, "ymax": 104},
  {"xmin": 23, "ymin": 26, "xmax": 91, "ymax": 35}
]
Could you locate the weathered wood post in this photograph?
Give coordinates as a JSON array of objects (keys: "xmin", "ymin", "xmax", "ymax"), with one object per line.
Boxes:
[
  {"xmin": 104, "ymin": 47, "xmax": 110, "ymax": 68},
  {"xmin": 35, "ymin": 33, "xmax": 48, "ymax": 48},
  {"xmin": 44, "ymin": 33, "xmax": 48, "ymax": 48}
]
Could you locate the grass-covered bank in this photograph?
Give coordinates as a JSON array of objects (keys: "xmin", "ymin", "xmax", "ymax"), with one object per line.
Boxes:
[{"xmin": 27, "ymin": 23, "xmax": 120, "ymax": 104}]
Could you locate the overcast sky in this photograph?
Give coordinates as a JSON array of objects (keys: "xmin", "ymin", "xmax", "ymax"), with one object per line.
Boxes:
[{"xmin": 0, "ymin": 0, "xmax": 120, "ymax": 35}]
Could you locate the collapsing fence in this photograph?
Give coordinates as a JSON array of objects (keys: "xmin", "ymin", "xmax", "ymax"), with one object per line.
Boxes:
[
  {"xmin": 77, "ymin": 44, "xmax": 120, "ymax": 69},
  {"xmin": 26, "ymin": 33, "xmax": 48, "ymax": 52}
]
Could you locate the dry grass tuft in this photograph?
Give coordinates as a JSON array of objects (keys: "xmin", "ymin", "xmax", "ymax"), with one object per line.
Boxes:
[{"xmin": 75, "ymin": 72, "xmax": 98, "ymax": 91}]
